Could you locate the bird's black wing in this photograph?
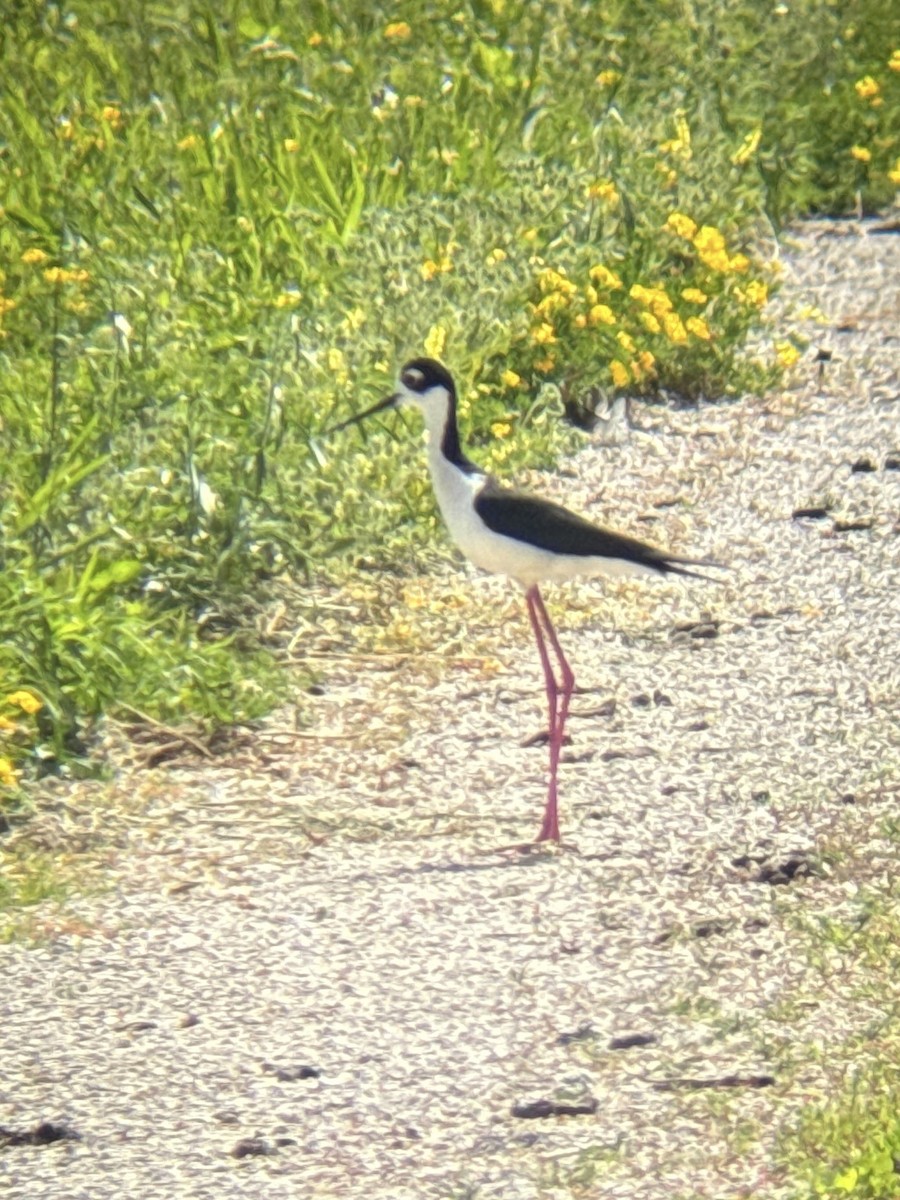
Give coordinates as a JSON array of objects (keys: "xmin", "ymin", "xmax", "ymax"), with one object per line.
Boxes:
[{"xmin": 474, "ymin": 481, "xmax": 719, "ymax": 580}]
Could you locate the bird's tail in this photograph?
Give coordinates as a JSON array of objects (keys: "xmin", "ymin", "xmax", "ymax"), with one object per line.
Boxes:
[{"xmin": 658, "ymin": 555, "xmax": 728, "ymax": 584}]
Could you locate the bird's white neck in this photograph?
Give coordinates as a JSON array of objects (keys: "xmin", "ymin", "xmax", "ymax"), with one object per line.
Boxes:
[{"xmin": 418, "ymin": 392, "xmax": 455, "ymax": 454}]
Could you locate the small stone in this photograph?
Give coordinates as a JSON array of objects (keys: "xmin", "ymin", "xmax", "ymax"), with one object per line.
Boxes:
[
  {"xmin": 231, "ymin": 1136, "xmax": 272, "ymax": 1158},
  {"xmin": 557, "ymin": 1023, "xmax": 596, "ymax": 1046},
  {"xmin": 512, "ymin": 1096, "xmax": 597, "ymax": 1119},
  {"xmin": 0, "ymin": 1121, "xmax": 79, "ymax": 1147},
  {"xmin": 609, "ymin": 1033, "xmax": 657, "ymax": 1050},
  {"xmin": 262, "ymin": 1062, "xmax": 321, "ymax": 1082},
  {"xmin": 171, "ymin": 932, "xmax": 204, "ymax": 952}
]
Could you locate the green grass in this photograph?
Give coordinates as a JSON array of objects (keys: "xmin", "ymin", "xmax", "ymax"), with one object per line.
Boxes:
[
  {"xmin": 782, "ymin": 1060, "xmax": 900, "ymax": 1199},
  {"xmin": 775, "ymin": 863, "xmax": 900, "ymax": 1200},
  {"xmin": 1, "ymin": 0, "xmax": 898, "ymax": 775},
  {"xmin": 0, "ymin": 844, "xmax": 89, "ymax": 943}
]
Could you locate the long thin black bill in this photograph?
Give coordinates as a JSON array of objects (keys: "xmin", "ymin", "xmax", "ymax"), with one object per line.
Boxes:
[{"xmin": 325, "ymin": 392, "xmax": 399, "ymax": 436}]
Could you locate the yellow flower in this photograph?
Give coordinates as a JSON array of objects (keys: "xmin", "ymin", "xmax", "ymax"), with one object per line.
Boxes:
[
  {"xmin": 595, "ymin": 69, "xmax": 621, "ymax": 87},
  {"xmin": 326, "ymin": 347, "xmax": 347, "ymax": 376},
  {"xmin": 283, "ymin": 138, "xmax": 301, "ymax": 153},
  {"xmin": 535, "ymin": 291, "xmax": 569, "ymax": 315},
  {"xmin": 6, "ymin": 690, "xmax": 42, "ymax": 714},
  {"xmin": 889, "ymin": 158, "xmax": 900, "ymax": 186},
  {"xmin": 797, "ymin": 304, "xmax": 828, "ymax": 323},
  {"xmin": 588, "ymin": 303, "xmax": 616, "ymax": 326},
  {"xmin": 700, "ymin": 249, "xmax": 732, "ymax": 272},
  {"xmin": 616, "ymin": 330, "xmax": 635, "ymax": 353},
  {"xmin": 587, "ymin": 180, "xmax": 619, "ymax": 204},
  {"xmin": 531, "ymin": 321, "xmax": 557, "ymax": 344},
  {"xmin": 890, "ymin": 49, "xmax": 900, "ymax": 71},
  {"xmin": 686, "ymin": 316, "xmax": 711, "ymax": 340},
  {"xmin": 659, "ymin": 112, "xmax": 692, "ymax": 159},
  {"xmin": 573, "ymin": 313, "xmax": 587, "ymax": 329},
  {"xmin": 732, "ymin": 127, "xmax": 762, "ymax": 165},
  {"xmin": 21, "ymin": 248, "xmax": 50, "ymax": 265},
  {"xmin": 424, "ymin": 323, "xmax": 446, "ymax": 359},
  {"xmin": 664, "ymin": 212, "xmax": 697, "ymax": 240},
  {"xmin": 589, "ymin": 264, "xmax": 623, "ymax": 290},
  {"xmin": 491, "ymin": 421, "xmax": 512, "ymax": 439},
  {"xmin": 384, "ymin": 21, "xmax": 412, "ymax": 39},
  {"xmin": 501, "ymin": 369, "xmax": 522, "ymax": 389},
  {"xmin": 403, "ymin": 95, "xmax": 424, "ymax": 107},
  {"xmin": 537, "ymin": 268, "xmax": 576, "ymax": 296},
  {"xmin": 486, "ymin": 247, "xmax": 507, "ymax": 265},
  {"xmin": 739, "ymin": 280, "xmax": 768, "ymax": 307},
  {"xmin": 639, "ymin": 311, "xmax": 661, "ymax": 334},
  {"xmin": 728, "ymin": 253, "xmax": 750, "ymax": 273},
  {"xmin": 101, "ymin": 104, "xmax": 123, "ymax": 127},
  {"xmin": 0, "ymin": 756, "xmax": 20, "ymax": 788},
  {"xmin": 177, "ymin": 133, "xmax": 200, "ymax": 151},
  {"xmin": 637, "ymin": 350, "xmax": 656, "ymax": 374},
  {"xmin": 681, "ymin": 287, "xmax": 708, "ymax": 304},
  {"xmin": 274, "ymin": 288, "xmax": 301, "ymax": 308},
  {"xmin": 850, "ymin": 145, "xmax": 871, "ymax": 163},
  {"xmin": 0, "ymin": 296, "xmax": 17, "ymax": 316},
  {"xmin": 662, "ymin": 312, "xmax": 688, "ymax": 344},
  {"xmin": 420, "ymin": 256, "xmax": 452, "ymax": 280},
  {"xmin": 629, "ymin": 282, "xmax": 671, "ymax": 316},
  {"xmin": 307, "ymin": 31, "xmax": 324, "ymax": 46},
  {"xmin": 775, "ymin": 341, "xmax": 800, "ymax": 368},
  {"xmin": 693, "ymin": 225, "xmax": 726, "ymax": 255},
  {"xmin": 854, "ymin": 75, "xmax": 880, "ymax": 100},
  {"xmin": 0, "ymin": 715, "xmax": 18, "ymax": 732},
  {"xmin": 521, "ymin": 227, "xmax": 538, "ymax": 242},
  {"xmin": 43, "ymin": 267, "xmax": 90, "ymax": 286},
  {"xmin": 609, "ymin": 360, "xmax": 630, "ymax": 388},
  {"xmin": 534, "ymin": 355, "xmax": 555, "ymax": 373}
]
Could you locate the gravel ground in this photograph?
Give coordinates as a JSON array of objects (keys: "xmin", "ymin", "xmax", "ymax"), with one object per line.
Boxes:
[{"xmin": 1, "ymin": 222, "xmax": 899, "ymax": 1199}]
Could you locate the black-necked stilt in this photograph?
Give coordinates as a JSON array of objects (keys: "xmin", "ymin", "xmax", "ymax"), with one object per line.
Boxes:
[{"xmin": 331, "ymin": 357, "xmax": 720, "ymax": 844}]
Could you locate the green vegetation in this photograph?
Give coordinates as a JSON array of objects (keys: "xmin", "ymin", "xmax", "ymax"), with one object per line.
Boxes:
[
  {"xmin": 777, "ymin": 877, "xmax": 900, "ymax": 1200},
  {"xmin": 785, "ymin": 1062, "xmax": 900, "ymax": 1198},
  {"xmin": 1, "ymin": 0, "xmax": 898, "ymax": 783},
  {"xmin": 0, "ymin": 844, "xmax": 82, "ymax": 943}
]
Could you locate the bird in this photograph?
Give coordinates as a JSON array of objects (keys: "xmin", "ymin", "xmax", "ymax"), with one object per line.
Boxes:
[{"xmin": 330, "ymin": 357, "xmax": 721, "ymax": 845}]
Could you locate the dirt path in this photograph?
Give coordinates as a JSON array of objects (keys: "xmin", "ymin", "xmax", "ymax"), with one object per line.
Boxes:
[{"xmin": 1, "ymin": 223, "xmax": 898, "ymax": 1199}]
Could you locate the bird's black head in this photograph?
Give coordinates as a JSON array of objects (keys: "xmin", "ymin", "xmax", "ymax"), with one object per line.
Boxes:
[
  {"xmin": 326, "ymin": 357, "xmax": 458, "ymax": 438},
  {"xmin": 397, "ymin": 357, "xmax": 457, "ymax": 400}
]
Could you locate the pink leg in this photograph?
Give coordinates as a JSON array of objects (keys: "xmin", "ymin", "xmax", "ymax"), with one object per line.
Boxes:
[{"xmin": 525, "ymin": 586, "xmax": 575, "ymax": 843}]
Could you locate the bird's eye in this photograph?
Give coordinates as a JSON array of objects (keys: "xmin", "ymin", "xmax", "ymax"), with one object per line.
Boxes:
[{"xmin": 402, "ymin": 367, "xmax": 425, "ymax": 390}]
